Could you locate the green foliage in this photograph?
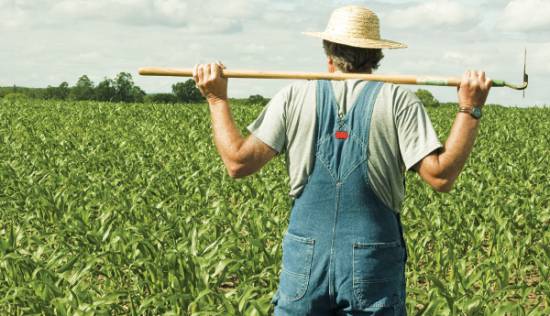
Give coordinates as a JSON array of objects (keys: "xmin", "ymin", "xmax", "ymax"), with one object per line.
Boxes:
[
  {"xmin": 112, "ymin": 72, "xmax": 145, "ymax": 103},
  {"xmin": 0, "ymin": 86, "xmax": 17, "ymax": 98},
  {"xmin": 131, "ymin": 86, "xmax": 146, "ymax": 103},
  {"xmin": 247, "ymin": 94, "xmax": 268, "ymax": 105},
  {"xmin": 0, "ymin": 100, "xmax": 548, "ymax": 315},
  {"xmin": 1, "ymin": 86, "xmax": 46, "ymax": 99},
  {"xmin": 144, "ymin": 93, "xmax": 178, "ymax": 104},
  {"xmin": 1, "ymin": 73, "xmax": 146, "ymax": 103},
  {"xmin": 172, "ymin": 80, "xmax": 203, "ymax": 103},
  {"xmin": 1, "ymin": 92, "xmax": 28, "ymax": 102},
  {"xmin": 416, "ymin": 89, "xmax": 440, "ymax": 107},
  {"xmin": 95, "ymin": 78, "xmax": 116, "ymax": 102},
  {"xmin": 44, "ymin": 82, "xmax": 70, "ymax": 100},
  {"xmin": 69, "ymin": 75, "xmax": 95, "ymax": 101},
  {"xmin": 113, "ymin": 72, "xmax": 134, "ymax": 102}
]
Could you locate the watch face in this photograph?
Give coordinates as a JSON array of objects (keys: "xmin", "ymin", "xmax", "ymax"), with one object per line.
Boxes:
[{"xmin": 472, "ymin": 107, "xmax": 482, "ymax": 119}]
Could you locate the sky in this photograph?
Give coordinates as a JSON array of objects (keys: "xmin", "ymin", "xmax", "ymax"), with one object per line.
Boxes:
[{"xmin": 1, "ymin": 0, "xmax": 549, "ymax": 106}]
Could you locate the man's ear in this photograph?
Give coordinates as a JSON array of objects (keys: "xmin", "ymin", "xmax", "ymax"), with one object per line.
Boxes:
[{"xmin": 327, "ymin": 57, "xmax": 336, "ymax": 73}]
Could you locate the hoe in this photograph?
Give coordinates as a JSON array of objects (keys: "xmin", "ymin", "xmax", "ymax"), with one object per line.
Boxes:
[{"xmin": 139, "ymin": 50, "xmax": 528, "ymax": 94}]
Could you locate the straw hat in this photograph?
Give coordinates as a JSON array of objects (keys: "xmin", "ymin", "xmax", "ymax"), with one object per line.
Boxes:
[{"xmin": 303, "ymin": 5, "xmax": 407, "ymax": 49}]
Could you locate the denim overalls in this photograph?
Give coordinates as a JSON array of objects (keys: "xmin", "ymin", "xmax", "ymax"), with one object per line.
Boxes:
[{"xmin": 273, "ymin": 80, "xmax": 407, "ymax": 315}]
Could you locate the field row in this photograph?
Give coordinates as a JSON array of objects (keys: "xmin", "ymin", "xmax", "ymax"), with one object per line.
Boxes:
[{"xmin": 0, "ymin": 99, "xmax": 548, "ymax": 315}]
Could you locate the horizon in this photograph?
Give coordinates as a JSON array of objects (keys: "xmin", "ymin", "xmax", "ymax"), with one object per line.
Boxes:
[
  {"xmin": 3, "ymin": 82, "xmax": 547, "ymax": 109},
  {"xmin": 1, "ymin": 0, "xmax": 548, "ymax": 107}
]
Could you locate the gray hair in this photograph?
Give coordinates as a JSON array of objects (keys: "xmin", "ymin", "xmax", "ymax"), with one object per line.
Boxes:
[{"xmin": 323, "ymin": 40, "xmax": 384, "ymax": 73}]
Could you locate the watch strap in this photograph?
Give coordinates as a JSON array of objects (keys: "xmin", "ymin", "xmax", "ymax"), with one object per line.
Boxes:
[{"xmin": 458, "ymin": 106, "xmax": 482, "ymax": 119}]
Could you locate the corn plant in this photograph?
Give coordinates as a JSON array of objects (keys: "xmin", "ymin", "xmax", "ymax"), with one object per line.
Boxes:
[{"xmin": 0, "ymin": 98, "xmax": 548, "ymax": 315}]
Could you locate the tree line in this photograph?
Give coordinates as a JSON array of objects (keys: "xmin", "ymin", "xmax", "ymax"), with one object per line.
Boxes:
[
  {"xmin": 0, "ymin": 72, "xmax": 206, "ymax": 104},
  {"xmin": 1, "ymin": 74, "xmax": 439, "ymax": 106}
]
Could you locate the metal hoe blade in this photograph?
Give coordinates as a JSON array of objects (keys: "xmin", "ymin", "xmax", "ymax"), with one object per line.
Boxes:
[
  {"xmin": 523, "ymin": 48, "xmax": 529, "ymax": 99},
  {"xmin": 492, "ymin": 48, "xmax": 529, "ymax": 93}
]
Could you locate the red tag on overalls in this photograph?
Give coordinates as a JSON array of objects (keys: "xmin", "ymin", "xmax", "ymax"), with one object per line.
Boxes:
[{"xmin": 335, "ymin": 131, "xmax": 348, "ymax": 139}]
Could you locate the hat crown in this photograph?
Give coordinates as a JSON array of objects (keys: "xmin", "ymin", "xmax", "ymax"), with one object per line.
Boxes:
[
  {"xmin": 302, "ymin": 5, "xmax": 406, "ymax": 49},
  {"xmin": 324, "ymin": 5, "xmax": 381, "ymax": 41}
]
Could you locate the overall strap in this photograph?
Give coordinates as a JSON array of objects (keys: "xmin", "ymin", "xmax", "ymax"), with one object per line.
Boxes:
[
  {"xmin": 347, "ymin": 81, "xmax": 384, "ymax": 149},
  {"xmin": 315, "ymin": 80, "xmax": 339, "ymax": 141},
  {"xmin": 314, "ymin": 80, "xmax": 384, "ymax": 181},
  {"xmin": 316, "ymin": 80, "xmax": 383, "ymax": 143}
]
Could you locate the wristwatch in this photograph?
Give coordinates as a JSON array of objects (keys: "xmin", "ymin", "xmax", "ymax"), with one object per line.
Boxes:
[{"xmin": 459, "ymin": 106, "xmax": 482, "ymax": 119}]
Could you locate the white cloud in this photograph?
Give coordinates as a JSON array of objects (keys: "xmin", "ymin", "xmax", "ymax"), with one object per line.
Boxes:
[
  {"xmin": 241, "ymin": 43, "xmax": 266, "ymax": 54},
  {"xmin": 386, "ymin": 0, "xmax": 479, "ymax": 30},
  {"xmin": 443, "ymin": 51, "xmax": 483, "ymax": 66},
  {"xmin": 74, "ymin": 51, "xmax": 103, "ymax": 63},
  {"xmin": 0, "ymin": 0, "xmax": 546, "ymax": 106},
  {"xmin": 1, "ymin": 0, "xmax": 263, "ymax": 33},
  {"xmin": 0, "ymin": 0, "xmax": 26, "ymax": 29},
  {"xmin": 0, "ymin": 0, "xmax": 329, "ymax": 33},
  {"xmin": 443, "ymin": 51, "xmax": 466, "ymax": 64},
  {"xmin": 530, "ymin": 43, "xmax": 550, "ymax": 74},
  {"xmin": 50, "ymin": 0, "xmax": 236, "ymax": 31},
  {"xmin": 497, "ymin": 0, "xmax": 550, "ymax": 32}
]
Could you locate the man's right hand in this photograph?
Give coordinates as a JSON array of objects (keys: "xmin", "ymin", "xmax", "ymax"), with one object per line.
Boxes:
[
  {"xmin": 458, "ymin": 70, "xmax": 492, "ymax": 108},
  {"xmin": 192, "ymin": 62, "xmax": 228, "ymax": 106}
]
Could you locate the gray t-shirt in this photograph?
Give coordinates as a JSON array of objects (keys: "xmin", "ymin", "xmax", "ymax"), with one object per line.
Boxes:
[{"xmin": 247, "ymin": 80, "xmax": 442, "ymax": 212}]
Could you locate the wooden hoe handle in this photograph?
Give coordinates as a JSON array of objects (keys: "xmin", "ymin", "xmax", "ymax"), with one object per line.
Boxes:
[{"xmin": 138, "ymin": 67, "xmax": 527, "ymax": 90}]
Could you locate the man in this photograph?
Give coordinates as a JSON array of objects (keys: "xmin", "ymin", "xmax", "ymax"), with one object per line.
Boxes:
[{"xmin": 193, "ymin": 5, "xmax": 491, "ymax": 315}]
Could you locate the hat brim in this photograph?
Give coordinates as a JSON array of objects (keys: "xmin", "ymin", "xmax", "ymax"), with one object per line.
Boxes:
[{"xmin": 303, "ymin": 31, "xmax": 407, "ymax": 49}]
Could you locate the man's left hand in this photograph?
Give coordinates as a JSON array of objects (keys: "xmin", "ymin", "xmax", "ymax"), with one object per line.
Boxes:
[{"xmin": 192, "ymin": 62, "xmax": 228, "ymax": 105}]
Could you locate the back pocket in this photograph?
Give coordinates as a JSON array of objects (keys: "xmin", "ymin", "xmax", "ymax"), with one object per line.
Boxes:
[
  {"xmin": 352, "ymin": 241, "xmax": 405, "ymax": 309},
  {"xmin": 279, "ymin": 232, "xmax": 315, "ymax": 301}
]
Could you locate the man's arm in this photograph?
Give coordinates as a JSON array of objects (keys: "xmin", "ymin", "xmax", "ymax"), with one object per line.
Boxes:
[
  {"xmin": 413, "ymin": 70, "xmax": 492, "ymax": 192},
  {"xmin": 193, "ymin": 62, "xmax": 277, "ymax": 178}
]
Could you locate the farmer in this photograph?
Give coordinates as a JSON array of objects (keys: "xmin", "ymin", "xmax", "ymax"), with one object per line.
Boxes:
[{"xmin": 192, "ymin": 5, "xmax": 491, "ymax": 315}]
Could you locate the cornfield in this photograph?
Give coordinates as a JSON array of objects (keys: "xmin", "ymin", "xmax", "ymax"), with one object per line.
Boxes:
[{"xmin": 0, "ymin": 98, "xmax": 548, "ymax": 315}]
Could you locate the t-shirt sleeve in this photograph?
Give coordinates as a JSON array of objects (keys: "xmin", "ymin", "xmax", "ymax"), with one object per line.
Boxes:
[
  {"xmin": 246, "ymin": 86, "xmax": 289, "ymax": 153},
  {"xmin": 395, "ymin": 89, "xmax": 443, "ymax": 170}
]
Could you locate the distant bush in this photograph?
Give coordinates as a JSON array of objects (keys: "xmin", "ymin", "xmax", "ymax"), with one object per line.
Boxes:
[
  {"xmin": 95, "ymin": 79, "xmax": 116, "ymax": 102},
  {"xmin": 0, "ymin": 88, "xmax": 8, "ymax": 98},
  {"xmin": 0, "ymin": 73, "xmax": 148, "ymax": 103},
  {"xmin": 145, "ymin": 93, "xmax": 178, "ymax": 104},
  {"xmin": 172, "ymin": 80, "xmax": 203, "ymax": 103},
  {"xmin": 44, "ymin": 82, "xmax": 70, "ymax": 100},
  {"xmin": 108, "ymin": 72, "xmax": 146, "ymax": 103},
  {"xmin": 416, "ymin": 89, "xmax": 440, "ymax": 107},
  {"xmin": 70, "ymin": 75, "xmax": 95, "ymax": 101},
  {"xmin": 2, "ymin": 92, "xmax": 28, "ymax": 103},
  {"xmin": 247, "ymin": 94, "xmax": 268, "ymax": 105}
]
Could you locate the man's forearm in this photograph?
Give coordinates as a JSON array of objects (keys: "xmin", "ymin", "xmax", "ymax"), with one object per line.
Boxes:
[
  {"xmin": 415, "ymin": 70, "xmax": 491, "ymax": 192},
  {"xmin": 437, "ymin": 112, "xmax": 480, "ymax": 183},
  {"xmin": 191, "ymin": 62, "xmax": 244, "ymax": 166},
  {"xmin": 208, "ymin": 99, "xmax": 245, "ymax": 167},
  {"xmin": 193, "ymin": 62, "xmax": 277, "ymax": 178}
]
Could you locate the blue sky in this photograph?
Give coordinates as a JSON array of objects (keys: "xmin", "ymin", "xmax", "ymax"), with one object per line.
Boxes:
[{"xmin": 1, "ymin": 0, "xmax": 549, "ymax": 106}]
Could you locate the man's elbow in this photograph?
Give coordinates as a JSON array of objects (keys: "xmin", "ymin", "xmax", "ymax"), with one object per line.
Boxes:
[
  {"xmin": 226, "ymin": 162, "xmax": 249, "ymax": 179},
  {"xmin": 431, "ymin": 177, "xmax": 454, "ymax": 193},
  {"xmin": 416, "ymin": 154, "xmax": 459, "ymax": 193}
]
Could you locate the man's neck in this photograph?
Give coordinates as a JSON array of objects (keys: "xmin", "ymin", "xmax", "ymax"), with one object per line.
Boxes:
[{"xmin": 333, "ymin": 69, "xmax": 373, "ymax": 74}]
